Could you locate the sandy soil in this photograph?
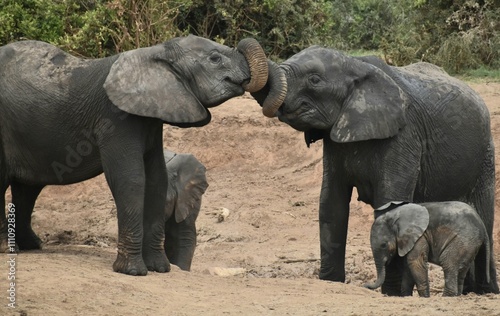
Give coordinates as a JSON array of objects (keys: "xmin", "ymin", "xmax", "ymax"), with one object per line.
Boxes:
[{"xmin": 2, "ymin": 82, "xmax": 500, "ymax": 315}]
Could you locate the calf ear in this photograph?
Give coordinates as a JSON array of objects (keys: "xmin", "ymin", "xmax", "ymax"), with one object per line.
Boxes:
[
  {"xmin": 389, "ymin": 204, "xmax": 429, "ymax": 257},
  {"xmin": 330, "ymin": 59, "xmax": 408, "ymax": 143}
]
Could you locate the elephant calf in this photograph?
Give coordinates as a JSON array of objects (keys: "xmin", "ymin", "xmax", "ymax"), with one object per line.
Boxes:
[
  {"xmin": 163, "ymin": 150, "xmax": 208, "ymax": 271},
  {"xmin": 365, "ymin": 201, "xmax": 490, "ymax": 297}
]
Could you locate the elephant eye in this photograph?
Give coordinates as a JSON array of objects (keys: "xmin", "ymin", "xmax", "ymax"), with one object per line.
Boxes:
[
  {"xmin": 308, "ymin": 74, "xmax": 322, "ymax": 85},
  {"xmin": 209, "ymin": 52, "xmax": 222, "ymax": 64}
]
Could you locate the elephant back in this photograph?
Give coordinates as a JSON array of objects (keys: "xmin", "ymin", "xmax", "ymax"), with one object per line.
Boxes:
[{"xmin": 0, "ymin": 41, "xmax": 113, "ymax": 106}]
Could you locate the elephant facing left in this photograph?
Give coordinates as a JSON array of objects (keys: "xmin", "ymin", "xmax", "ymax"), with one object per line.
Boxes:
[
  {"xmin": 0, "ymin": 36, "xmax": 282, "ymax": 275},
  {"xmin": 365, "ymin": 201, "xmax": 490, "ymax": 297}
]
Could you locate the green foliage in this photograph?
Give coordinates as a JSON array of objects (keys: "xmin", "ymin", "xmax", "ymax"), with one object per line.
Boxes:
[
  {"xmin": 382, "ymin": 0, "xmax": 500, "ymax": 73},
  {"xmin": 0, "ymin": 0, "xmax": 67, "ymax": 44},
  {"xmin": 330, "ymin": 0, "xmax": 399, "ymax": 51},
  {"xmin": 100, "ymin": 0, "xmax": 186, "ymax": 53},
  {"xmin": 0, "ymin": 0, "xmax": 499, "ymax": 73},
  {"xmin": 57, "ymin": 1, "xmax": 116, "ymax": 57},
  {"xmin": 460, "ymin": 66, "xmax": 500, "ymax": 82},
  {"xmin": 0, "ymin": 0, "xmax": 186, "ymax": 57},
  {"xmin": 0, "ymin": 0, "xmax": 114, "ymax": 57},
  {"xmin": 174, "ymin": 0, "xmax": 335, "ymax": 60}
]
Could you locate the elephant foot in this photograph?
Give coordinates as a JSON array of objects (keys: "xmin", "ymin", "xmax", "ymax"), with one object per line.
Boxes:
[
  {"xmin": 143, "ymin": 250, "xmax": 170, "ymax": 273},
  {"xmin": 463, "ymin": 269, "xmax": 499, "ymax": 294},
  {"xmin": 473, "ymin": 281, "xmax": 500, "ymax": 295},
  {"xmin": 17, "ymin": 230, "xmax": 43, "ymax": 250},
  {"xmin": 319, "ymin": 267, "xmax": 345, "ymax": 282},
  {"xmin": 442, "ymin": 290, "xmax": 457, "ymax": 297},
  {"xmin": 113, "ymin": 253, "xmax": 148, "ymax": 276},
  {"xmin": 381, "ymin": 285, "xmax": 404, "ymax": 296}
]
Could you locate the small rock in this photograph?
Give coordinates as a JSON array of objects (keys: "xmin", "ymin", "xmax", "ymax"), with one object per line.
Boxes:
[
  {"xmin": 205, "ymin": 267, "xmax": 246, "ymax": 277},
  {"xmin": 216, "ymin": 207, "xmax": 230, "ymax": 222}
]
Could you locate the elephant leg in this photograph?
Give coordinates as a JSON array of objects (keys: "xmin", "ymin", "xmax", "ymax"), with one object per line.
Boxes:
[
  {"xmin": 409, "ymin": 261, "xmax": 430, "ymax": 297},
  {"xmin": 466, "ymin": 141, "xmax": 499, "ymax": 294},
  {"xmin": 457, "ymin": 265, "xmax": 470, "ymax": 295},
  {"xmin": 442, "ymin": 267, "xmax": 459, "ymax": 297},
  {"xmin": 0, "ymin": 180, "xmax": 9, "ymax": 252},
  {"xmin": 318, "ymin": 169, "xmax": 353, "ymax": 282},
  {"xmin": 382, "ymin": 256, "xmax": 404, "ymax": 296},
  {"xmin": 400, "ymin": 260, "xmax": 415, "ymax": 296},
  {"xmin": 101, "ymin": 141, "xmax": 149, "ymax": 275},
  {"xmin": 0, "ymin": 147, "xmax": 10, "ymax": 252},
  {"xmin": 142, "ymin": 134, "xmax": 169, "ymax": 273},
  {"xmin": 10, "ymin": 182, "xmax": 44, "ymax": 250}
]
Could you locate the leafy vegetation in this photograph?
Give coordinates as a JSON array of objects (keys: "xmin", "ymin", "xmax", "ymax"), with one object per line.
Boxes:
[{"xmin": 0, "ymin": 0, "xmax": 499, "ymax": 74}]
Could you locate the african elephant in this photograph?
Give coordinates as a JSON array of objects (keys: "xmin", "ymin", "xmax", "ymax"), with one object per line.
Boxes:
[
  {"xmin": 365, "ymin": 201, "xmax": 490, "ymax": 297},
  {"xmin": 163, "ymin": 150, "xmax": 208, "ymax": 271},
  {"xmin": 0, "ymin": 35, "xmax": 281, "ymax": 275},
  {"xmin": 251, "ymin": 47, "xmax": 498, "ymax": 294}
]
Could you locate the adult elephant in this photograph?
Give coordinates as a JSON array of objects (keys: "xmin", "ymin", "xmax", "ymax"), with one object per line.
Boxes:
[
  {"xmin": 0, "ymin": 35, "xmax": 280, "ymax": 275},
  {"xmin": 251, "ymin": 47, "xmax": 499, "ymax": 294},
  {"xmin": 163, "ymin": 150, "xmax": 208, "ymax": 271}
]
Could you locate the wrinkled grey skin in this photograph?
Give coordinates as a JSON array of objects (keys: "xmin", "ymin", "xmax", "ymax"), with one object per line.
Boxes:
[
  {"xmin": 252, "ymin": 47, "xmax": 498, "ymax": 294},
  {"xmin": 0, "ymin": 35, "xmax": 267, "ymax": 275},
  {"xmin": 163, "ymin": 150, "xmax": 208, "ymax": 271},
  {"xmin": 365, "ymin": 202, "xmax": 490, "ymax": 297}
]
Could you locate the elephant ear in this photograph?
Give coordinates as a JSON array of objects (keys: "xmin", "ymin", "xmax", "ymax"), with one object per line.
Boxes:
[
  {"xmin": 389, "ymin": 203, "xmax": 429, "ymax": 257},
  {"xmin": 167, "ymin": 153, "xmax": 209, "ymax": 223},
  {"xmin": 330, "ymin": 58, "xmax": 408, "ymax": 143},
  {"xmin": 104, "ymin": 43, "xmax": 209, "ymax": 125},
  {"xmin": 164, "ymin": 149, "xmax": 177, "ymax": 166}
]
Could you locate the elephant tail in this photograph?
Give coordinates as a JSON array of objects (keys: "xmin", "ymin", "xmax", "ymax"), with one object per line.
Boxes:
[{"xmin": 485, "ymin": 236, "xmax": 491, "ymax": 284}]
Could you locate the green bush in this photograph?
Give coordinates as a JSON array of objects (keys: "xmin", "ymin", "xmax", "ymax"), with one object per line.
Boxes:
[
  {"xmin": 382, "ymin": 0, "xmax": 500, "ymax": 73},
  {"xmin": 330, "ymin": 0, "xmax": 399, "ymax": 51},
  {"xmin": 0, "ymin": 0, "xmax": 498, "ymax": 73},
  {"xmin": 0, "ymin": 0, "xmax": 186, "ymax": 57},
  {"xmin": 0, "ymin": 0, "xmax": 67, "ymax": 44},
  {"xmin": 174, "ymin": 0, "xmax": 335, "ymax": 60}
]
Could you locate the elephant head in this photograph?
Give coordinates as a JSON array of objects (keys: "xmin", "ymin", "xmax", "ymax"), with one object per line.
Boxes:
[
  {"xmin": 252, "ymin": 47, "xmax": 409, "ymax": 143},
  {"xmin": 163, "ymin": 150, "xmax": 208, "ymax": 271},
  {"xmin": 104, "ymin": 35, "xmax": 282, "ymax": 127},
  {"xmin": 364, "ymin": 203, "xmax": 429, "ymax": 290}
]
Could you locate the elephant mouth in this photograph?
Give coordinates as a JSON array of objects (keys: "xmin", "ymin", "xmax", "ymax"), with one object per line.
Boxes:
[
  {"xmin": 277, "ymin": 99, "xmax": 315, "ymax": 131},
  {"xmin": 202, "ymin": 82, "xmax": 245, "ymax": 108}
]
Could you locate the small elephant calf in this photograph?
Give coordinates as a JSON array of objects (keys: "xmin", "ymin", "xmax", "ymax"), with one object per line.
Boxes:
[
  {"xmin": 163, "ymin": 150, "xmax": 208, "ymax": 271},
  {"xmin": 364, "ymin": 201, "xmax": 490, "ymax": 297}
]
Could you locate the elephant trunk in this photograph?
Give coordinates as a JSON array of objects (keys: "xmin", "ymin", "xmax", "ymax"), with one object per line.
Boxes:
[
  {"xmin": 364, "ymin": 258, "xmax": 386, "ymax": 290},
  {"xmin": 237, "ymin": 38, "xmax": 268, "ymax": 93},
  {"xmin": 261, "ymin": 60, "xmax": 287, "ymax": 118},
  {"xmin": 237, "ymin": 40, "xmax": 287, "ymax": 118},
  {"xmin": 164, "ymin": 219, "xmax": 197, "ymax": 271}
]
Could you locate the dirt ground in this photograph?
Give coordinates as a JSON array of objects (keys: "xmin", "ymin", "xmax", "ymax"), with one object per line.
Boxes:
[{"xmin": 3, "ymin": 81, "xmax": 500, "ymax": 315}]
